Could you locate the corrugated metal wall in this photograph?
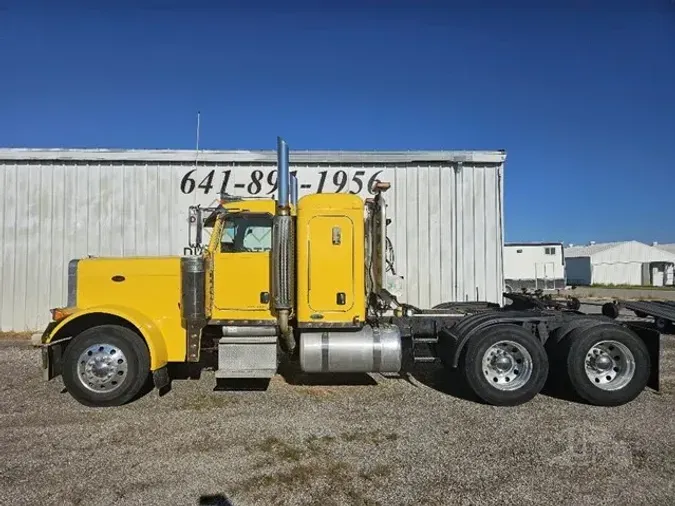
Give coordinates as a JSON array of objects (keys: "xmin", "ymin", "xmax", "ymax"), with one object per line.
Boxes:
[{"xmin": 0, "ymin": 149, "xmax": 505, "ymax": 331}]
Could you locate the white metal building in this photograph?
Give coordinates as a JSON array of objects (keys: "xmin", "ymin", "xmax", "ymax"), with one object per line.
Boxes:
[
  {"xmin": 504, "ymin": 242, "xmax": 566, "ymax": 291},
  {"xmin": 0, "ymin": 147, "xmax": 506, "ymax": 331},
  {"xmin": 565, "ymin": 241, "xmax": 675, "ymax": 286},
  {"xmin": 657, "ymin": 244, "xmax": 675, "ymax": 255}
]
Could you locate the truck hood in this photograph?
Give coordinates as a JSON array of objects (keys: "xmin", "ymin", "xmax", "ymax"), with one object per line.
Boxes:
[{"xmin": 73, "ymin": 256, "xmax": 183, "ymax": 310}]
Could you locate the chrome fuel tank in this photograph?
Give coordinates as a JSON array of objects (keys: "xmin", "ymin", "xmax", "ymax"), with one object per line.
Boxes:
[{"xmin": 299, "ymin": 324, "xmax": 402, "ymax": 373}]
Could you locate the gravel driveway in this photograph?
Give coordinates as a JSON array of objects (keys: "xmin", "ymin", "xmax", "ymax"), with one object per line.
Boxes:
[{"xmin": 1, "ymin": 333, "xmax": 674, "ymax": 506}]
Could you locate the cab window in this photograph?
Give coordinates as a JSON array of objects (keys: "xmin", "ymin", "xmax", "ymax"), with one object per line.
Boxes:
[{"xmin": 220, "ymin": 214, "xmax": 273, "ymax": 253}]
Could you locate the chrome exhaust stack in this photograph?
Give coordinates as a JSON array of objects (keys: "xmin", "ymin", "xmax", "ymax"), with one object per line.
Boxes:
[
  {"xmin": 272, "ymin": 137, "xmax": 295, "ymax": 352},
  {"xmin": 180, "ymin": 255, "xmax": 207, "ymax": 362}
]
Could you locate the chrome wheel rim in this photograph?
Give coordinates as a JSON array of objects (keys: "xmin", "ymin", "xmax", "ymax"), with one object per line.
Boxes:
[
  {"xmin": 481, "ymin": 341, "xmax": 533, "ymax": 391},
  {"xmin": 584, "ymin": 340, "xmax": 635, "ymax": 391},
  {"xmin": 77, "ymin": 344, "xmax": 128, "ymax": 393}
]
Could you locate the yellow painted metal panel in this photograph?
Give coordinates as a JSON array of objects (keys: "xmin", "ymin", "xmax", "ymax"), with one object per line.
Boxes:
[
  {"xmin": 296, "ymin": 193, "xmax": 366, "ymax": 324},
  {"xmin": 308, "ymin": 216, "xmax": 354, "ymax": 312},
  {"xmin": 72, "ymin": 257, "xmax": 186, "ymax": 363},
  {"xmin": 209, "ymin": 210, "xmax": 275, "ymax": 321},
  {"xmin": 212, "ymin": 253, "xmax": 273, "ymax": 315},
  {"xmin": 46, "ymin": 305, "xmax": 170, "ymax": 370}
]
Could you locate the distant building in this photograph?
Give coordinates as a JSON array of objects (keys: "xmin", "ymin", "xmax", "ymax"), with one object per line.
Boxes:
[
  {"xmin": 564, "ymin": 241, "xmax": 675, "ymax": 286},
  {"xmin": 657, "ymin": 243, "xmax": 675, "ymax": 255},
  {"xmin": 504, "ymin": 242, "xmax": 566, "ymax": 291}
]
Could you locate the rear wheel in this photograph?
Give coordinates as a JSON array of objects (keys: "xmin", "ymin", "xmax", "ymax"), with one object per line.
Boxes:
[
  {"xmin": 558, "ymin": 324, "xmax": 650, "ymax": 406},
  {"xmin": 61, "ymin": 324, "xmax": 150, "ymax": 407},
  {"xmin": 460, "ymin": 324, "xmax": 549, "ymax": 406}
]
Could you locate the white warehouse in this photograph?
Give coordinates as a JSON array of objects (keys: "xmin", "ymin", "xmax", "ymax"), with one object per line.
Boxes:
[
  {"xmin": 0, "ymin": 147, "xmax": 507, "ymax": 331},
  {"xmin": 504, "ymin": 242, "xmax": 566, "ymax": 291},
  {"xmin": 565, "ymin": 241, "xmax": 675, "ymax": 287}
]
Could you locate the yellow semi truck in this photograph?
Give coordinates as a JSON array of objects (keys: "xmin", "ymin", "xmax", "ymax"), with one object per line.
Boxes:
[{"xmin": 39, "ymin": 138, "xmax": 660, "ymax": 408}]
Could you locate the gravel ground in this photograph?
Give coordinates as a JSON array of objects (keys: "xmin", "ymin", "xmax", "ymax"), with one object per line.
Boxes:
[{"xmin": 1, "ymin": 326, "xmax": 675, "ymax": 506}]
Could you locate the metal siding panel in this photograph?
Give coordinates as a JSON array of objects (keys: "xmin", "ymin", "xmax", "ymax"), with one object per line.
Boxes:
[
  {"xmin": 427, "ymin": 165, "xmax": 442, "ymax": 306},
  {"xmin": 122, "ymin": 165, "xmax": 136, "ymax": 255},
  {"xmin": 484, "ymin": 167, "xmax": 499, "ymax": 301},
  {"xmin": 405, "ymin": 166, "xmax": 420, "ymax": 305},
  {"xmin": 49, "ymin": 164, "xmax": 66, "ymax": 318},
  {"xmin": 1, "ymin": 165, "xmax": 17, "ymax": 330},
  {"xmin": 136, "ymin": 165, "xmax": 149, "ymax": 256},
  {"xmin": 460, "ymin": 165, "xmax": 474, "ymax": 300},
  {"xmin": 157, "ymin": 164, "xmax": 173, "ymax": 255},
  {"xmin": 393, "ymin": 166, "xmax": 407, "ymax": 300},
  {"xmin": 439, "ymin": 165, "xmax": 455, "ymax": 303},
  {"xmin": 416, "ymin": 165, "xmax": 430, "ymax": 308},
  {"xmin": 0, "ymin": 166, "xmax": 4, "ymax": 328},
  {"xmin": 474, "ymin": 168, "xmax": 487, "ymax": 301},
  {"xmin": 99, "ymin": 164, "xmax": 114, "ymax": 256},
  {"xmin": 13, "ymin": 166, "xmax": 30, "ymax": 330}
]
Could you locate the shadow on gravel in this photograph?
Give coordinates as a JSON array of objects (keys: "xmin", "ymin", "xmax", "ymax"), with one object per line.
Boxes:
[
  {"xmin": 199, "ymin": 494, "xmax": 234, "ymax": 505},
  {"xmin": 402, "ymin": 360, "xmax": 485, "ymax": 404},
  {"xmin": 277, "ymin": 356, "xmax": 378, "ymax": 386}
]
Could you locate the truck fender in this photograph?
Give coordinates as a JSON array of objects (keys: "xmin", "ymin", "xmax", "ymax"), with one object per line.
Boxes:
[
  {"xmin": 444, "ymin": 313, "xmax": 542, "ymax": 368},
  {"xmin": 45, "ymin": 305, "xmax": 169, "ymax": 371},
  {"xmin": 546, "ymin": 317, "xmax": 604, "ymax": 348}
]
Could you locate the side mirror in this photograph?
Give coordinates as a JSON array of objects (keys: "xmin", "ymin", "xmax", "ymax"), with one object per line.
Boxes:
[{"xmin": 188, "ymin": 206, "xmax": 204, "ymax": 249}]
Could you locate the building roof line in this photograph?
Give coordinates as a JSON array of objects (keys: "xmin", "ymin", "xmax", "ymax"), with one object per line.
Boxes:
[
  {"xmin": 505, "ymin": 242, "xmax": 563, "ymax": 247},
  {"xmin": 0, "ymin": 148, "xmax": 507, "ymax": 164}
]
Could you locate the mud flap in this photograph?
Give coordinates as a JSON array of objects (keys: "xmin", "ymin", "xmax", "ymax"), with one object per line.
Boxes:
[
  {"xmin": 152, "ymin": 365, "xmax": 171, "ymax": 396},
  {"xmin": 42, "ymin": 337, "xmax": 71, "ymax": 381},
  {"xmin": 625, "ymin": 322, "xmax": 660, "ymax": 392}
]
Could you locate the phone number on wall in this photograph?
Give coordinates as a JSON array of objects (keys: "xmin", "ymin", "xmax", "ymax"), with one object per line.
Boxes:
[{"xmin": 180, "ymin": 168, "xmax": 385, "ymax": 197}]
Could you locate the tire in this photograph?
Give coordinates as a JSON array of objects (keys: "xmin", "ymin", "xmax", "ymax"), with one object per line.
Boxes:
[
  {"xmin": 61, "ymin": 324, "xmax": 151, "ymax": 407},
  {"xmin": 460, "ymin": 324, "xmax": 549, "ymax": 406},
  {"xmin": 558, "ymin": 324, "xmax": 650, "ymax": 406}
]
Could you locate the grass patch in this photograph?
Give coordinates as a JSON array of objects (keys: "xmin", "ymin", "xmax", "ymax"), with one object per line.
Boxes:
[
  {"xmin": 251, "ymin": 434, "xmax": 337, "ymax": 466},
  {"xmin": 359, "ymin": 463, "xmax": 392, "ymax": 482},
  {"xmin": 340, "ymin": 430, "xmax": 399, "ymax": 445},
  {"xmin": 294, "ymin": 386, "xmax": 336, "ymax": 398},
  {"xmin": 179, "ymin": 392, "xmax": 241, "ymax": 411},
  {"xmin": 589, "ymin": 284, "xmax": 675, "ymax": 291},
  {"xmin": 236, "ymin": 433, "xmax": 396, "ymax": 504},
  {"xmin": 233, "ymin": 458, "xmax": 385, "ymax": 505}
]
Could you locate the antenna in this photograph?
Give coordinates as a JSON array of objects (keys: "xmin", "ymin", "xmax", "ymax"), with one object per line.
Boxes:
[{"xmin": 195, "ymin": 111, "xmax": 201, "ymax": 168}]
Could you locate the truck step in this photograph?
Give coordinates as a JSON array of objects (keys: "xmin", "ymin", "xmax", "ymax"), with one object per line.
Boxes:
[
  {"xmin": 413, "ymin": 356, "xmax": 439, "ymax": 363},
  {"xmin": 412, "ymin": 337, "xmax": 438, "ymax": 344}
]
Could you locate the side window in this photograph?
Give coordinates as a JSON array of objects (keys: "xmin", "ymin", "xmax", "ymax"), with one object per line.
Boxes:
[
  {"xmin": 220, "ymin": 214, "xmax": 273, "ymax": 253},
  {"xmin": 545, "ymin": 247, "xmax": 556, "ymax": 255}
]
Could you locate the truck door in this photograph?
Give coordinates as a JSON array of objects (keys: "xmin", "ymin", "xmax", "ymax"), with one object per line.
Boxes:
[
  {"xmin": 544, "ymin": 262, "xmax": 555, "ymax": 289},
  {"xmin": 308, "ymin": 215, "xmax": 355, "ymax": 313},
  {"xmin": 212, "ymin": 213, "xmax": 274, "ymax": 320}
]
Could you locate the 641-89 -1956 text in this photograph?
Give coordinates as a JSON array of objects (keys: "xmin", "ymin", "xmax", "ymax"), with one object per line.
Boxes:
[{"xmin": 180, "ymin": 167, "xmax": 384, "ymax": 197}]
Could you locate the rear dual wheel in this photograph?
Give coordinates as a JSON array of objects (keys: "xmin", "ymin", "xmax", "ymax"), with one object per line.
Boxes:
[
  {"xmin": 551, "ymin": 324, "xmax": 650, "ymax": 406},
  {"xmin": 460, "ymin": 325, "xmax": 549, "ymax": 406}
]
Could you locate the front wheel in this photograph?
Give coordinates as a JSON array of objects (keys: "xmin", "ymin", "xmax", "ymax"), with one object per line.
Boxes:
[
  {"xmin": 460, "ymin": 324, "xmax": 549, "ymax": 406},
  {"xmin": 61, "ymin": 324, "xmax": 151, "ymax": 407},
  {"xmin": 559, "ymin": 324, "xmax": 650, "ymax": 406}
]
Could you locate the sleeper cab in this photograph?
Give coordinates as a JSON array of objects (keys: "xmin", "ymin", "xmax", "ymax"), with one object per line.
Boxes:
[{"xmin": 296, "ymin": 193, "xmax": 366, "ymax": 326}]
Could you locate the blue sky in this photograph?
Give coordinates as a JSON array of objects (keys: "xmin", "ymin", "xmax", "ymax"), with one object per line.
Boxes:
[{"xmin": 1, "ymin": 0, "xmax": 673, "ymax": 244}]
